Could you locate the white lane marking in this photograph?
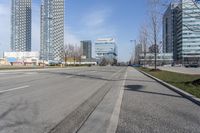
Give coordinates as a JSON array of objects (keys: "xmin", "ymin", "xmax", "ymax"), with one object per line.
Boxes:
[
  {"xmin": 66, "ymin": 75, "xmax": 73, "ymax": 78},
  {"xmin": 0, "ymin": 73, "xmax": 10, "ymax": 75},
  {"xmin": 0, "ymin": 72, "xmax": 20, "ymax": 75},
  {"xmin": 25, "ymin": 72, "xmax": 38, "ymax": 75},
  {"xmin": 0, "ymin": 85, "xmax": 30, "ymax": 94},
  {"xmin": 0, "ymin": 75, "xmax": 31, "ymax": 80},
  {"xmin": 89, "ymin": 71, "xmax": 97, "ymax": 73},
  {"xmin": 106, "ymin": 69, "xmax": 127, "ymax": 133}
]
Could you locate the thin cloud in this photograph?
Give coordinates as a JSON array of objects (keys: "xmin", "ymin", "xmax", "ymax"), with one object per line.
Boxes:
[
  {"xmin": 0, "ymin": 1, "xmax": 116, "ymax": 57},
  {"xmin": 32, "ymin": 2, "xmax": 40, "ymax": 51},
  {"xmin": 80, "ymin": 7, "xmax": 116, "ymax": 38},
  {"xmin": 0, "ymin": 1, "xmax": 10, "ymax": 56},
  {"xmin": 0, "ymin": 5, "xmax": 8, "ymax": 16},
  {"xmin": 65, "ymin": 27, "xmax": 80, "ymax": 45},
  {"xmin": 83, "ymin": 9, "xmax": 111, "ymax": 27}
]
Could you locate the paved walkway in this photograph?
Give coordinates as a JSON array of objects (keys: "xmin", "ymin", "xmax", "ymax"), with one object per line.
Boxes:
[{"xmin": 117, "ymin": 67, "xmax": 200, "ymax": 133}]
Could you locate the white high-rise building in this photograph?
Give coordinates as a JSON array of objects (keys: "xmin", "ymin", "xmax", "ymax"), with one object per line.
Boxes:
[
  {"xmin": 40, "ymin": 0, "xmax": 64, "ymax": 61},
  {"xmin": 11, "ymin": 0, "xmax": 32, "ymax": 52},
  {"xmin": 95, "ymin": 38, "xmax": 117, "ymax": 62}
]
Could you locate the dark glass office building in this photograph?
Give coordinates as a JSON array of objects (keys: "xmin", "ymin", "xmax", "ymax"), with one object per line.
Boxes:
[
  {"xmin": 80, "ymin": 40, "xmax": 92, "ymax": 59},
  {"xmin": 163, "ymin": 0, "xmax": 200, "ymax": 65}
]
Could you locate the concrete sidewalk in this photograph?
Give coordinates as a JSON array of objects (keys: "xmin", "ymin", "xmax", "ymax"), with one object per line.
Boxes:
[{"xmin": 117, "ymin": 67, "xmax": 200, "ymax": 133}]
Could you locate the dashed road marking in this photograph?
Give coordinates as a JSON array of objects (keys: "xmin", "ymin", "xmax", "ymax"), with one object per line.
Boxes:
[{"xmin": 0, "ymin": 85, "xmax": 30, "ymax": 94}]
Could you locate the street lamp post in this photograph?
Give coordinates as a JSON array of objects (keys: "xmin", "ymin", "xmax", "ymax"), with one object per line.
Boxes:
[
  {"xmin": 134, "ymin": 40, "xmax": 138, "ymax": 64},
  {"xmin": 130, "ymin": 40, "xmax": 137, "ymax": 65},
  {"xmin": 130, "ymin": 40, "xmax": 134, "ymax": 64}
]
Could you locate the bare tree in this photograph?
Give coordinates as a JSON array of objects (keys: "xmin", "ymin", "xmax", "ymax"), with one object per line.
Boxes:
[
  {"xmin": 73, "ymin": 44, "xmax": 82, "ymax": 64},
  {"xmin": 148, "ymin": 0, "xmax": 162, "ymax": 70},
  {"xmin": 64, "ymin": 44, "xmax": 70, "ymax": 66},
  {"xmin": 138, "ymin": 24, "xmax": 148, "ymax": 67},
  {"xmin": 64, "ymin": 43, "xmax": 76, "ymax": 66}
]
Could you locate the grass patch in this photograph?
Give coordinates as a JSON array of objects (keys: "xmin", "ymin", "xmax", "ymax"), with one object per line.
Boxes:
[{"xmin": 138, "ymin": 67, "xmax": 200, "ymax": 98}]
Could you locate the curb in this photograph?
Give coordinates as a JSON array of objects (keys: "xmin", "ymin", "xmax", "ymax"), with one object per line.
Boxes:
[{"xmin": 138, "ymin": 69, "xmax": 200, "ymax": 106}]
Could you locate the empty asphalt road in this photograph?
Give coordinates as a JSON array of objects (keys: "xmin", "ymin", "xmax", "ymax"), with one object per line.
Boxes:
[
  {"xmin": 0, "ymin": 66, "xmax": 126, "ymax": 133},
  {"xmin": 0, "ymin": 66, "xmax": 200, "ymax": 133}
]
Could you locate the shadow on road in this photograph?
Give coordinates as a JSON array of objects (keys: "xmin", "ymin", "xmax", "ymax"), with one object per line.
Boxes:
[
  {"xmin": 40, "ymin": 69, "xmax": 126, "ymax": 82},
  {"xmin": 124, "ymin": 79, "xmax": 156, "ymax": 83},
  {"xmin": 44, "ymin": 71, "xmax": 114, "ymax": 81},
  {"xmin": 40, "ymin": 70, "xmax": 157, "ymax": 84},
  {"xmin": 0, "ymin": 99, "xmax": 51, "ymax": 133},
  {"xmin": 125, "ymin": 85, "xmax": 182, "ymax": 98}
]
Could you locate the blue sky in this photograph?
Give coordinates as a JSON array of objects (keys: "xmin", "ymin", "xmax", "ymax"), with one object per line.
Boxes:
[
  {"xmin": 67, "ymin": 0, "xmax": 149, "ymax": 61},
  {"xmin": 0, "ymin": 0, "xmax": 154, "ymax": 61}
]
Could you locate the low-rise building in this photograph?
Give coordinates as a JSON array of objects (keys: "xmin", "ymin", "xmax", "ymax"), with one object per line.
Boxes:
[
  {"xmin": 0, "ymin": 58, "xmax": 8, "ymax": 65},
  {"xmin": 139, "ymin": 53, "xmax": 173, "ymax": 66},
  {"xmin": 4, "ymin": 52, "xmax": 40, "ymax": 66}
]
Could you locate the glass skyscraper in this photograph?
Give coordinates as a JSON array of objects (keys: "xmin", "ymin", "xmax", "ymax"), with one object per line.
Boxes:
[
  {"xmin": 11, "ymin": 0, "xmax": 32, "ymax": 52},
  {"xmin": 40, "ymin": 0, "xmax": 64, "ymax": 61},
  {"xmin": 163, "ymin": 3, "xmax": 178, "ymax": 53},
  {"xmin": 180, "ymin": 0, "xmax": 200, "ymax": 64},
  {"xmin": 163, "ymin": 0, "xmax": 200, "ymax": 65},
  {"xmin": 80, "ymin": 40, "xmax": 92, "ymax": 59}
]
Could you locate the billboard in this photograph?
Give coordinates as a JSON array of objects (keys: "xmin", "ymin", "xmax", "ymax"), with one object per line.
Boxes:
[{"xmin": 7, "ymin": 57, "xmax": 17, "ymax": 63}]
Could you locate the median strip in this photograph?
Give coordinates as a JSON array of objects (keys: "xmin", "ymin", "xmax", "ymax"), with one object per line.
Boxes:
[
  {"xmin": 107, "ymin": 70, "xmax": 127, "ymax": 133},
  {"xmin": 49, "ymin": 68, "xmax": 126, "ymax": 133}
]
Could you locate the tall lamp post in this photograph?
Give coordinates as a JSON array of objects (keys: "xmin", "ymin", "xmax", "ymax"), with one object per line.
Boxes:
[
  {"xmin": 130, "ymin": 40, "xmax": 133, "ymax": 64},
  {"xmin": 130, "ymin": 40, "xmax": 137, "ymax": 65}
]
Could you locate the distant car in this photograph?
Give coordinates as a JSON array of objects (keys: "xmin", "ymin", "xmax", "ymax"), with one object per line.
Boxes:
[
  {"xmin": 131, "ymin": 64, "xmax": 142, "ymax": 67},
  {"xmin": 172, "ymin": 64, "xmax": 182, "ymax": 67},
  {"xmin": 48, "ymin": 60, "xmax": 62, "ymax": 66},
  {"xmin": 163, "ymin": 64, "xmax": 171, "ymax": 67},
  {"xmin": 184, "ymin": 63, "xmax": 199, "ymax": 68}
]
